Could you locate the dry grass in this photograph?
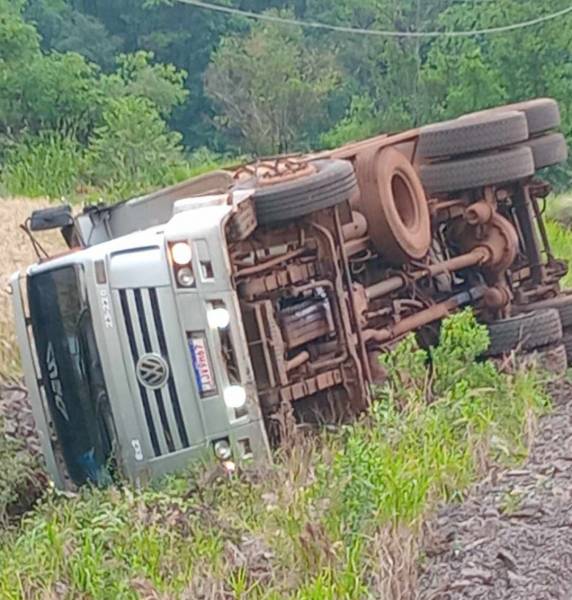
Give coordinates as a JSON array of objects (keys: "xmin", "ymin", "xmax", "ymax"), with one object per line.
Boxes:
[{"xmin": 0, "ymin": 197, "xmax": 65, "ymax": 379}]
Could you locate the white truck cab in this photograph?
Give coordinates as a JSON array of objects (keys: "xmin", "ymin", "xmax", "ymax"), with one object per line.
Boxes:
[{"xmin": 12, "ymin": 177, "xmax": 270, "ymax": 488}]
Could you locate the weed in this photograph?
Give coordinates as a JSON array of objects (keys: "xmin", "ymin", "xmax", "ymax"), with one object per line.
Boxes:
[{"xmin": 499, "ymin": 489, "xmax": 525, "ymax": 515}]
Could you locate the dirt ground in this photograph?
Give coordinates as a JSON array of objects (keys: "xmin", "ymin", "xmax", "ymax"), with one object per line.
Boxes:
[
  {"xmin": 417, "ymin": 381, "xmax": 572, "ymax": 600},
  {"xmin": 0, "ymin": 198, "xmax": 64, "ymax": 378}
]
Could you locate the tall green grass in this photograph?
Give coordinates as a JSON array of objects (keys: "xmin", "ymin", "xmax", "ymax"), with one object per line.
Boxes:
[
  {"xmin": 1, "ymin": 134, "xmax": 85, "ymax": 199},
  {"xmin": 1, "ymin": 135, "xmax": 234, "ymax": 204},
  {"xmin": 542, "ymin": 192, "xmax": 572, "ymax": 288},
  {"xmin": 546, "ymin": 219, "xmax": 572, "ymax": 288},
  {"xmin": 0, "ymin": 311, "xmax": 548, "ymax": 599}
]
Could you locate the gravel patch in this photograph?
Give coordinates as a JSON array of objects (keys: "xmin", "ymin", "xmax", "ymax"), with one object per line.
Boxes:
[{"xmin": 418, "ymin": 381, "xmax": 572, "ymax": 600}]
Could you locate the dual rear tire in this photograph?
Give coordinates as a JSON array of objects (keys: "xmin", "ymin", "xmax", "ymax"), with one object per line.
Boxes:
[{"xmin": 418, "ymin": 98, "xmax": 568, "ymax": 194}]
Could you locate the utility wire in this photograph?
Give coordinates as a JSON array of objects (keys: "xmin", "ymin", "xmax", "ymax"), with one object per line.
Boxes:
[{"xmin": 175, "ymin": 0, "xmax": 572, "ymax": 38}]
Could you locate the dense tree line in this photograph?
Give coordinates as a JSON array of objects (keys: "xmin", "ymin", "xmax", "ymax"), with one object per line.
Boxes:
[{"xmin": 1, "ymin": 0, "xmax": 571, "ymax": 198}]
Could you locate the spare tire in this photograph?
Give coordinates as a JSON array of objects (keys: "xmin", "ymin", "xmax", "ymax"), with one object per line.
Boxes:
[
  {"xmin": 418, "ymin": 111, "xmax": 528, "ymax": 159},
  {"xmin": 420, "ymin": 146, "xmax": 534, "ymax": 194},
  {"xmin": 249, "ymin": 159, "xmax": 358, "ymax": 225},
  {"xmin": 483, "ymin": 308, "xmax": 563, "ymax": 357},
  {"xmin": 524, "ymin": 133, "xmax": 568, "ymax": 170},
  {"xmin": 356, "ymin": 146, "xmax": 431, "ymax": 263}
]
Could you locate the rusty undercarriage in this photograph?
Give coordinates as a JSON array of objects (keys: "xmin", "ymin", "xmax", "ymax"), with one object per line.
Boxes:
[{"xmin": 222, "ymin": 98, "xmax": 570, "ymax": 432}]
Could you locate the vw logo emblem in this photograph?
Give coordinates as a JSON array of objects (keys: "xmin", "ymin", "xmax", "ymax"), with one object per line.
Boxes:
[{"xmin": 136, "ymin": 354, "xmax": 170, "ymax": 389}]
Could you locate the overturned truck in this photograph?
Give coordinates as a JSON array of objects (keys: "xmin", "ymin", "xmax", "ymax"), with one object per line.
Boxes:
[{"xmin": 11, "ymin": 98, "xmax": 570, "ymax": 489}]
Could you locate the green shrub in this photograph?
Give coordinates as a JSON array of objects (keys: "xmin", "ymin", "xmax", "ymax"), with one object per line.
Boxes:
[
  {"xmin": 1, "ymin": 133, "xmax": 85, "ymax": 199},
  {"xmin": 323, "ymin": 310, "xmax": 548, "ymax": 535},
  {"xmin": 85, "ymin": 96, "xmax": 187, "ymax": 200}
]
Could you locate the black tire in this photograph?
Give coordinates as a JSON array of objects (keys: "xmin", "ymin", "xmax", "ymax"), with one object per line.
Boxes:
[
  {"xmin": 250, "ymin": 159, "xmax": 357, "ymax": 225},
  {"xmin": 563, "ymin": 330, "xmax": 572, "ymax": 363},
  {"xmin": 500, "ymin": 98, "xmax": 561, "ymax": 136},
  {"xmin": 459, "ymin": 98, "xmax": 561, "ymax": 137},
  {"xmin": 484, "ymin": 308, "xmax": 563, "ymax": 357},
  {"xmin": 420, "ymin": 146, "xmax": 534, "ymax": 194},
  {"xmin": 525, "ymin": 133, "xmax": 568, "ymax": 170},
  {"xmin": 517, "ymin": 294, "xmax": 572, "ymax": 329},
  {"xmin": 418, "ymin": 111, "xmax": 528, "ymax": 159}
]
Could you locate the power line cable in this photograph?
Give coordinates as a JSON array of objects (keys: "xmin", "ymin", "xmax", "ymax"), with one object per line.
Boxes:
[{"xmin": 174, "ymin": 0, "xmax": 572, "ymax": 38}]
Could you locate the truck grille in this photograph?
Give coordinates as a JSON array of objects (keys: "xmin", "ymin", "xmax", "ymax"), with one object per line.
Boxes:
[{"xmin": 118, "ymin": 288, "xmax": 190, "ymax": 457}]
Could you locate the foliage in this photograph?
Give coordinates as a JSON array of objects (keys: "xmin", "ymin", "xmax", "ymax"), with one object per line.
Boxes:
[
  {"xmin": 546, "ymin": 227, "xmax": 572, "ymax": 290},
  {"xmin": 0, "ymin": 3, "xmax": 191, "ymax": 199},
  {"xmin": 2, "ymin": 0, "xmax": 572, "ymax": 196},
  {"xmin": 24, "ymin": 0, "xmax": 122, "ymax": 69},
  {"xmin": 102, "ymin": 51, "xmax": 189, "ymax": 118},
  {"xmin": 85, "ymin": 96, "xmax": 186, "ymax": 200},
  {"xmin": 14, "ymin": 52, "xmax": 103, "ymax": 138},
  {"xmin": 0, "ymin": 311, "xmax": 549, "ymax": 597},
  {"xmin": 205, "ymin": 16, "xmax": 340, "ymax": 155},
  {"xmin": 324, "ymin": 310, "xmax": 548, "ymax": 535}
]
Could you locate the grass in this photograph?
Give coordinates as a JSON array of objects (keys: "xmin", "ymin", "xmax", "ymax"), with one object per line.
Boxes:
[
  {"xmin": 543, "ymin": 192, "xmax": 572, "ymax": 287},
  {"xmin": 0, "ymin": 310, "xmax": 551, "ymax": 599},
  {"xmin": 1, "ymin": 133, "xmax": 236, "ymax": 205},
  {"xmin": 546, "ymin": 219, "xmax": 572, "ymax": 288},
  {"xmin": 2, "ymin": 134, "xmax": 86, "ymax": 200}
]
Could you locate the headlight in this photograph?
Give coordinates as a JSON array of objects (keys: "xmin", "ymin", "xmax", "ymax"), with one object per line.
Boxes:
[
  {"xmin": 213, "ymin": 439, "xmax": 232, "ymax": 460},
  {"xmin": 171, "ymin": 241, "xmax": 192, "ymax": 266},
  {"xmin": 223, "ymin": 385, "xmax": 246, "ymax": 409},
  {"xmin": 176, "ymin": 267, "xmax": 195, "ymax": 288},
  {"xmin": 208, "ymin": 307, "xmax": 231, "ymax": 329}
]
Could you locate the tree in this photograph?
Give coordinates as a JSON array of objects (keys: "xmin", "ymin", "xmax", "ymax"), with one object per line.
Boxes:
[
  {"xmin": 102, "ymin": 51, "xmax": 188, "ymax": 118},
  {"xmin": 205, "ymin": 16, "xmax": 340, "ymax": 155},
  {"xmin": 24, "ymin": 0, "xmax": 122, "ymax": 70},
  {"xmin": 85, "ymin": 96, "xmax": 186, "ymax": 199}
]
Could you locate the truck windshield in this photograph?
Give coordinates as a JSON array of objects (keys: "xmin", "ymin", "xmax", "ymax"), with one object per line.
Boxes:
[{"xmin": 27, "ymin": 266, "xmax": 114, "ymax": 486}]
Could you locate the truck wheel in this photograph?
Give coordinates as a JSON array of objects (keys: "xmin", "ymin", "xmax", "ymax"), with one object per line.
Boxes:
[
  {"xmin": 356, "ymin": 146, "xmax": 431, "ymax": 263},
  {"xmin": 457, "ymin": 98, "xmax": 561, "ymax": 137},
  {"xmin": 516, "ymin": 294, "xmax": 572, "ymax": 329},
  {"xmin": 250, "ymin": 159, "xmax": 358, "ymax": 225},
  {"xmin": 420, "ymin": 146, "xmax": 534, "ymax": 194},
  {"xmin": 483, "ymin": 308, "xmax": 563, "ymax": 357},
  {"xmin": 496, "ymin": 98, "xmax": 561, "ymax": 136},
  {"xmin": 524, "ymin": 133, "xmax": 568, "ymax": 170},
  {"xmin": 562, "ymin": 331, "xmax": 572, "ymax": 363},
  {"xmin": 417, "ymin": 111, "xmax": 528, "ymax": 159}
]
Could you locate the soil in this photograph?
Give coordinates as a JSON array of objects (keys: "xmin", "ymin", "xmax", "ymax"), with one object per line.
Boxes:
[
  {"xmin": 0, "ymin": 384, "xmax": 42, "ymax": 458},
  {"xmin": 417, "ymin": 380, "xmax": 572, "ymax": 600}
]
